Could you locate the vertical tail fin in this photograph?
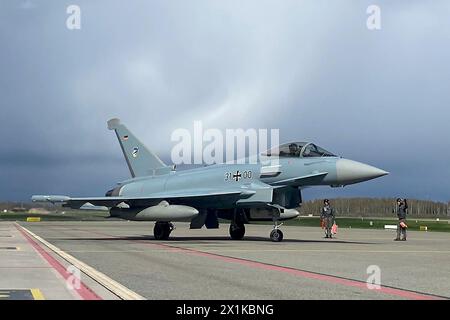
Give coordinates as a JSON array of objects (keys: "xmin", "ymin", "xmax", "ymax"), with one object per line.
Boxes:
[{"xmin": 107, "ymin": 118, "xmax": 171, "ymax": 177}]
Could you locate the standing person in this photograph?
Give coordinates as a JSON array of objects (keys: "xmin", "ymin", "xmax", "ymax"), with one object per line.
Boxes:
[
  {"xmin": 395, "ymin": 198, "xmax": 408, "ymax": 241},
  {"xmin": 321, "ymin": 199, "xmax": 335, "ymax": 239}
]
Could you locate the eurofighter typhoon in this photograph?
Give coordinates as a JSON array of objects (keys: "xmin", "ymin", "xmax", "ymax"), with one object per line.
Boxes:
[{"xmin": 32, "ymin": 119, "xmax": 388, "ymax": 242}]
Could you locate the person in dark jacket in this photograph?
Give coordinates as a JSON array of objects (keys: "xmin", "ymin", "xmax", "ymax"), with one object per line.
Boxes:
[
  {"xmin": 321, "ymin": 199, "xmax": 335, "ymax": 238},
  {"xmin": 395, "ymin": 198, "xmax": 408, "ymax": 241}
]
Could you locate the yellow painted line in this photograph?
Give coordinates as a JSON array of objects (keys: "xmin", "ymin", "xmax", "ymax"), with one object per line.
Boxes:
[
  {"xmin": 0, "ymin": 294, "xmax": 10, "ymax": 298},
  {"xmin": 17, "ymin": 224, "xmax": 145, "ymax": 300},
  {"xmin": 31, "ymin": 288, "xmax": 45, "ymax": 300}
]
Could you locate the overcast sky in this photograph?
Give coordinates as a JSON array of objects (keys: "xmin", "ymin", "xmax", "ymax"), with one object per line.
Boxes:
[{"xmin": 1, "ymin": 1, "xmax": 449, "ymax": 202}]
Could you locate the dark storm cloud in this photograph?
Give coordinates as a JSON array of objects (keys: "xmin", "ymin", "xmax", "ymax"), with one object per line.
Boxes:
[{"xmin": 1, "ymin": 0, "xmax": 449, "ymax": 201}]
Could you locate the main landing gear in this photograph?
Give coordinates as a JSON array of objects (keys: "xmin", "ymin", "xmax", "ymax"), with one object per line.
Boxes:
[
  {"xmin": 229, "ymin": 222, "xmax": 245, "ymax": 240},
  {"xmin": 229, "ymin": 209, "xmax": 246, "ymax": 240},
  {"xmin": 270, "ymin": 219, "xmax": 284, "ymax": 242},
  {"xmin": 153, "ymin": 222, "xmax": 175, "ymax": 240}
]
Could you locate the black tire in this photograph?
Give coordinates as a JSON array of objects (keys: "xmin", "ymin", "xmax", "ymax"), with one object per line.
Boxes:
[
  {"xmin": 229, "ymin": 223, "xmax": 245, "ymax": 240},
  {"xmin": 154, "ymin": 222, "xmax": 171, "ymax": 240},
  {"xmin": 270, "ymin": 229, "xmax": 283, "ymax": 242}
]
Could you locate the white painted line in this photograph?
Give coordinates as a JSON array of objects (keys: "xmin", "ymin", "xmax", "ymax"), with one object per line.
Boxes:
[{"xmin": 18, "ymin": 224, "xmax": 145, "ymax": 300}]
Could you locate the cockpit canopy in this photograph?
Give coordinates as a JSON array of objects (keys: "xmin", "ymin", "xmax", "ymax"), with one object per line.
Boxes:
[{"xmin": 263, "ymin": 142, "xmax": 336, "ymax": 158}]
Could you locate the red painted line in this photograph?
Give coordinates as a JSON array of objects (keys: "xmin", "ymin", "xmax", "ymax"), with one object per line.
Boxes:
[
  {"xmin": 156, "ymin": 244, "xmax": 443, "ymax": 300},
  {"xmin": 15, "ymin": 225, "xmax": 101, "ymax": 300},
  {"xmin": 59, "ymin": 226, "xmax": 446, "ymax": 300},
  {"xmin": 142, "ymin": 242, "xmax": 445, "ymax": 300}
]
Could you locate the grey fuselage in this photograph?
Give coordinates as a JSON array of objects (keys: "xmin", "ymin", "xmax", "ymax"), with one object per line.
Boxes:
[{"xmin": 107, "ymin": 155, "xmax": 382, "ymax": 211}]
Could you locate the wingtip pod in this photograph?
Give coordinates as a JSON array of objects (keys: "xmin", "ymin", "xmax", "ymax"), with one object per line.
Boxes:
[
  {"xmin": 31, "ymin": 195, "xmax": 70, "ymax": 203},
  {"xmin": 107, "ymin": 118, "xmax": 121, "ymax": 130}
]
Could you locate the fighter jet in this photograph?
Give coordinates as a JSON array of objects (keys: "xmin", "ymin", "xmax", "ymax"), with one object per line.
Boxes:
[{"xmin": 32, "ymin": 119, "xmax": 388, "ymax": 242}]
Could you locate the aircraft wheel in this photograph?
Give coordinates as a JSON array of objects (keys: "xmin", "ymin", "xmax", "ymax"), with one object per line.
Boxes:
[
  {"xmin": 229, "ymin": 223, "xmax": 245, "ymax": 240},
  {"xmin": 270, "ymin": 229, "xmax": 283, "ymax": 242},
  {"xmin": 154, "ymin": 222, "xmax": 171, "ymax": 240}
]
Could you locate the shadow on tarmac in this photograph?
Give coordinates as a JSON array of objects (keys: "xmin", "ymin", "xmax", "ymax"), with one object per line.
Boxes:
[{"xmin": 56, "ymin": 235, "xmax": 376, "ymax": 245}]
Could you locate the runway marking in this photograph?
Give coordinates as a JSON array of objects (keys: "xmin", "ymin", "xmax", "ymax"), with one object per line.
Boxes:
[
  {"xmin": 63, "ymin": 226, "xmax": 447, "ymax": 300},
  {"xmin": 153, "ymin": 243, "xmax": 448, "ymax": 300},
  {"xmin": 16, "ymin": 224, "xmax": 145, "ymax": 300},
  {"xmin": 0, "ymin": 289, "xmax": 41, "ymax": 300},
  {"xmin": 186, "ymin": 249, "xmax": 450, "ymax": 253},
  {"xmin": 15, "ymin": 224, "xmax": 101, "ymax": 300},
  {"xmin": 31, "ymin": 288, "xmax": 45, "ymax": 300},
  {"xmin": 55, "ymin": 249, "xmax": 450, "ymax": 254},
  {"xmin": 30, "ymin": 224, "xmax": 450, "ymax": 300}
]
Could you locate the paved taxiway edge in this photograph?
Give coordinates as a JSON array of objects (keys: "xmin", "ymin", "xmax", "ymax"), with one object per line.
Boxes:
[{"xmin": 16, "ymin": 223, "xmax": 146, "ymax": 300}]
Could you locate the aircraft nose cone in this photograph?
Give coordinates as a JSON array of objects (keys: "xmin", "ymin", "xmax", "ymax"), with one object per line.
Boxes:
[{"xmin": 336, "ymin": 159, "xmax": 388, "ymax": 185}]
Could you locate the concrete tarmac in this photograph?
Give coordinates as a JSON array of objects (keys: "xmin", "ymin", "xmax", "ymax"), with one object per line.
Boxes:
[{"xmin": 13, "ymin": 221, "xmax": 450, "ymax": 300}]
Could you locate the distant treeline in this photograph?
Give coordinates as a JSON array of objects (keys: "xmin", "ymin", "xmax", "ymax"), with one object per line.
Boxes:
[
  {"xmin": 0, "ymin": 202, "xmax": 54, "ymax": 211},
  {"xmin": 300, "ymin": 198, "xmax": 450, "ymax": 218},
  {"xmin": 1, "ymin": 198, "xmax": 449, "ymax": 218}
]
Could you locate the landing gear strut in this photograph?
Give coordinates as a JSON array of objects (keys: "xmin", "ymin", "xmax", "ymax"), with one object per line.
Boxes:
[
  {"xmin": 270, "ymin": 220, "xmax": 284, "ymax": 242},
  {"xmin": 229, "ymin": 222, "xmax": 245, "ymax": 240},
  {"xmin": 153, "ymin": 222, "xmax": 175, "ymax": 240}
]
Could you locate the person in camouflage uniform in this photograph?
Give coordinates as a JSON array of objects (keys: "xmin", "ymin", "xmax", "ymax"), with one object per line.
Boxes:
[
  {"xmin": 321, "ymin": 199, "xmax": 335, "ymax": 239},
  {"xmin": 395, "ymin": 198, "xmax": 408, "ymax": 241}
]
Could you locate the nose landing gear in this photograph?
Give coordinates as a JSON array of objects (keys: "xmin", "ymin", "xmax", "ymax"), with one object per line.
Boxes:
[{"xmin": 270, "ymin": 220, "xmax": 284, "ymax": 242}]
